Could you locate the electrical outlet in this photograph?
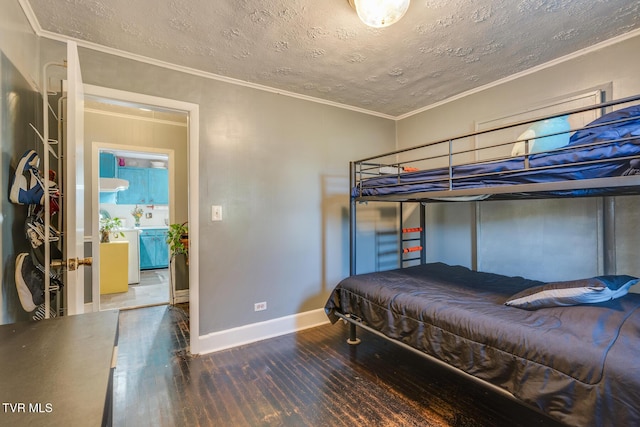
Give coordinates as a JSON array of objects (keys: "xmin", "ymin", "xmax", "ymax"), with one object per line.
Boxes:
[{"xmin": 254, "ymin": 301, "xmax": 267, "ymax": 312}]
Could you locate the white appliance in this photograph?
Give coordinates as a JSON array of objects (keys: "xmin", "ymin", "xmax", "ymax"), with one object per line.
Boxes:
[
  {"xmin": 99, "ymin": 177, "xmax": 129, "ymax": 192},
  {"xmin": 121, "ymin": 230, "xmax": 141, "ymax": 284}
]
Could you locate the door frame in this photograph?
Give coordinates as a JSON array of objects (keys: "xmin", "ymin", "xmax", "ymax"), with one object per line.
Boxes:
[
  {"xmin": 92, "ymin": 143, "xmax": 175, "ymax": 307},
  {"xmin": 84, "ymin": 84, "xmax": 201, "ymax": 354}
]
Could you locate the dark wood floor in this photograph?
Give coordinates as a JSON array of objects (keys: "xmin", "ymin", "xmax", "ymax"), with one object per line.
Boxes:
[{"xmin": 114, "ymin": 305, "xmax": 565, "ymax": 427}]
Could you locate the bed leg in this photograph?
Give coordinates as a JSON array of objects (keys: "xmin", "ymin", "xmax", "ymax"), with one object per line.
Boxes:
[{"xmin": 347, "ymin": 321, "xmax": 361, "ymax": 345}]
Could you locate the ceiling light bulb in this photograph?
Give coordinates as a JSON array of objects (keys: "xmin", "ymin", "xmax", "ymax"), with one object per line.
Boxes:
[{"xmin": 349, "ymin": 0, "xmax": 410, "ymax": 28}]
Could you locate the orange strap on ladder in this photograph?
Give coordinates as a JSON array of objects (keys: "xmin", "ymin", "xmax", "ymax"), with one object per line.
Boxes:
[
  {"xmin": 403, "ymin": 246, "xmax": 422, "ymax": 253},
  {"xmin": 402, "ymin": 227, "xmax": 423, "ymax": 233}
]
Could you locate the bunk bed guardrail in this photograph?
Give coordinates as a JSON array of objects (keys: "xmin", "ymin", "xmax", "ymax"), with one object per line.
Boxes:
[{"xmin": 352, "ymin": 94, "xmax": 640, "ymax": 202}]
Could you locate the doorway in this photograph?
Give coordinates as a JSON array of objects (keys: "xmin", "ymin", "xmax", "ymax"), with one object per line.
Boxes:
[
  {"xmin": 97, "ymin": 145, "xmax": 174, "ymax": 310},
  {"xmin": 84, "ymin": 84, "xmax": 202, "ymax": 354}
]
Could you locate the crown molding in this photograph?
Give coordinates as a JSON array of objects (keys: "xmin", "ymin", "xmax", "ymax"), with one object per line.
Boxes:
[
  {"xmin": 18, "ymin": 0, "xmax": 395, "ymax": 120},
  {"xmin": 18, "ymin": 0, "xmax": 640, "ymax": 122}
]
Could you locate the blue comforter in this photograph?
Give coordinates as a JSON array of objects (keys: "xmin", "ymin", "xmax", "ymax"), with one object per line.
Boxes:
[{"xmin": 354, "ymin": 105, "xmax": 640, "ymax": 198}]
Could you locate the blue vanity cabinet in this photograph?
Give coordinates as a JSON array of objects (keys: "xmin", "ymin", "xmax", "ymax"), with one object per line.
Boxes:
[{"xmin": 139, "ymin": 229, "xmax": 169, "ymax": 270}]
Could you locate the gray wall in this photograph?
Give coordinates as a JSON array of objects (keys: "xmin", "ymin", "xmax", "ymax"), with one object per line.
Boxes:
[
  {"xmin": 37, "ymin": 38, "xmax": 396, "ymax": 334},
  {"xmin": 0, "ymin": 1, "xmax": 42, "ymax": 324},
  {"xmin": 397, "ymin": 33, "xmax": 640, "ymax": 282}
]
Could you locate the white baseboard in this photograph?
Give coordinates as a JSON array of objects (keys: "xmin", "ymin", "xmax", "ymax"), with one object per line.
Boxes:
[
  {"xmin": 173, "ymin": 289, "xmax": 189, "ymax": 304},
  {"xmin": 195, "ymin": 308, "xmax": 330, "ymax": 355}
]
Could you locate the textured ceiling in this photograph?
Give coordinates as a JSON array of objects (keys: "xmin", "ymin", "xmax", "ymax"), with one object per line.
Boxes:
[{"xmin": 25, "ymin": 0, "xmax": 640, "ymax": 118}]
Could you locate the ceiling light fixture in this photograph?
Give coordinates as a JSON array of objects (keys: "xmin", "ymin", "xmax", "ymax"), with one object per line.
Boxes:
[{"xmin": 348, "ymin": 0, "xmax": 410, "ymax": 28}]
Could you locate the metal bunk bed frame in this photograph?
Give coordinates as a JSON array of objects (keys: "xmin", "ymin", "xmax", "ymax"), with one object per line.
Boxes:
[
  {"xmin": 337, "ymin": 94, "xmax": 640, "ymax": 425},
  {"xmin": 349, "ymin": 94, "xmax": 640, "ymax": 277}
]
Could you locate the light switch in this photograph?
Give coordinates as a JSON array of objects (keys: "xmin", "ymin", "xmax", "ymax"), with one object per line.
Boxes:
[{"xmin": 212, "ymin": 205, "xmax": 222, "ymax": 221}]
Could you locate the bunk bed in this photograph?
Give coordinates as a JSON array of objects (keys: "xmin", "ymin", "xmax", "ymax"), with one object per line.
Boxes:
[{"xmin": 325, "ymin": 95, "xmax": 640, "ymax": 427}]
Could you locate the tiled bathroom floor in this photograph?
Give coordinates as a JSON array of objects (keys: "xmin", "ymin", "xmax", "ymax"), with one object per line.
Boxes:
[{"xmin": 100, "ymin": 269, "xmax": 170, "ymax": 310}]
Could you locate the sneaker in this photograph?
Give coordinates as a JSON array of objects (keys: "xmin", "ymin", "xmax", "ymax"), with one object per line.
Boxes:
[
  {"xmin": 10, "ymin": 150, "xmax": 39, "ymax": 204},
  {"xmin": 9, "ymin": 150, "xmax": 59, "ymax": 206},
  {"xmin": 32, "ymin": 303, "xmax": 57, "ymax": 321},
  {"xmin": 25, "ymin": 216, "xmax": 63, "ymax": 270},
  {"xmin": 14, "ymin": 253, "xmax": 44, "ymax": 312},
  {"xmin": 25, "ymin": 215, "xmax": 60, "ymax": 248}
]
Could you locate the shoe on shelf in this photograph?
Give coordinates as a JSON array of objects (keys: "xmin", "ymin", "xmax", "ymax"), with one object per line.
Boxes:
[
  {"xmin": 9, "ymin": 150, "xmax": 59, "ymax": 206},
  {"xmin": 16, "ymin": 150, "xmax": 39, "ymax": 172},
  {"xmin": 32, "ymin": 303, "xmax": 57, "ymax": 321},
  {"xmin": 15, "ymin": 252, "xmax": 44, "ymax": 312},
  {"xmin": 24, "ymin": 215, "xmax": 63, "ymax": 270},
  {"xmin": 30, "ymin": 241, "xmax": 64, "ymax": 271},
  {"xmin": 25, "ymin": 215, "xmax": 60, "ymax": 248},
  {"xmin": 10, "ymin": 150, "xmax": 39, "ymax": 205}
]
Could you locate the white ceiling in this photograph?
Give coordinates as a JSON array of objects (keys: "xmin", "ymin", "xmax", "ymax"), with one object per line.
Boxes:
[{"xmin": 25, "ymin": 0, "xmax": 640, "ymax": 118}]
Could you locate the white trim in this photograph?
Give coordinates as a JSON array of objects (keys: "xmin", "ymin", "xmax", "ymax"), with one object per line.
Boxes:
[
  {"xmin": 17, "ymin": 0, "xmax": 42, "ymax": 34},
  {"xmin": 173, "ymin": 289, "xmax": 189, "ymax": 304},
  {"xmin": 83, "ymin": 84, "xmax": 201, "ymax": 354},
  {"xmin": 85, "ymin": 108, "xmax": 187, "ymax": 127},
  {"xmin": 84, "ymin": 84, "xmax": 198, "ymax": 116},
  {"xmin": 197, "ymin": 309, "xmax": 330, "ymax": 355},
  {"xmin": 187, "ymin": 104, "xmax": 200, "ymax": 354}
]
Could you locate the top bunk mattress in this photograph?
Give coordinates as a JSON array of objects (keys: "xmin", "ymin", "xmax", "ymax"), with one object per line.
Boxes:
[{"xmin": 353, "ymin": 104, "xmax": 640, "ymax": 201}]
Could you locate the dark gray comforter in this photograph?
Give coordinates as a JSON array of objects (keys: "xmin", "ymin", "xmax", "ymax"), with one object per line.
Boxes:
[{"xmin": 324, "ymin": 263, "xmax": 640, "ymax": 427}]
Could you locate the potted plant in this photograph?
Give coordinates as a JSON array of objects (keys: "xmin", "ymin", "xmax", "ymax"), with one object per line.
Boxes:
[
  {"xmin": 166, "ymin": 222, "xmax": 189, "ymax": 301},
  {"xmin": 99, "ymin": 217, "xmax": 125, "ymax": 243},
  {"xmin": 131, "ymin": 205, "xmax": 144, "ymax": 227},
  {"xmin": 166, "ymin": 222, "xmax": 189, "ymax": 260}
]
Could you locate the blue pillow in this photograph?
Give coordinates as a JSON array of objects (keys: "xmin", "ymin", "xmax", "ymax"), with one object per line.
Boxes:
[
  {"xmin": 568, "ymin": 105, "xmax": 640, "ymax": 147},
  {"xmin": 505, "ymin": 275, "xmax": 638, "ymax": 310},
  {"xmin": 511, "ymin": 115, "xmax": 571, "ymax": 156}
]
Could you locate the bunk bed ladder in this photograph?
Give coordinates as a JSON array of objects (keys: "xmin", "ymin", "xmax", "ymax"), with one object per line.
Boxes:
[{"xmin": 399, "ymin": 202, "xmax": 426, "ymax": 268}]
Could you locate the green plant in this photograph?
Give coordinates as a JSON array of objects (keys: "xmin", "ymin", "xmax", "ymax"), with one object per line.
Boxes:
[
  {"xmin": 166, "ymin": 222, "xmax": 188, "ymax": 257},
  {"xmin": 99, "ymin": 217, "xmax": 125, "ymax": 243}
]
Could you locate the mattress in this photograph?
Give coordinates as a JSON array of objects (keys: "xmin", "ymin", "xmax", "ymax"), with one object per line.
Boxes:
[
  {"xmin": 324, "ymin": 263, "xmax": 640, "ymax": 426},
  {"xmin": 353, "ymin": 105, "xmax": 640, "ymax": 199}
]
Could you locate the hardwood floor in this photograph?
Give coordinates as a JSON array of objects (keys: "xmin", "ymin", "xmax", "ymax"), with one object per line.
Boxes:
[{"xmin": 114, "ymin": 305, "xmax": 565, "ymax": 427}]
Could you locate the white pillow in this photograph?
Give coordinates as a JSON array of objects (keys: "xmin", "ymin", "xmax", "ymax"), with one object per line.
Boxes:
[{"xmin": 505, "ymin": 276, "xmax": 637, "ymax": 310}]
